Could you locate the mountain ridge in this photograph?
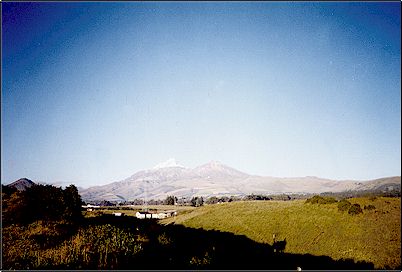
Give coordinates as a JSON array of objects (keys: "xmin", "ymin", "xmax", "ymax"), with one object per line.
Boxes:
[
  {"xmin": 6, "ymin": 178, "xmax": 35, "ymax": 191},
  {"xmin": 78, "ymin": 159, "xmax": 401, "ymax": 202}
]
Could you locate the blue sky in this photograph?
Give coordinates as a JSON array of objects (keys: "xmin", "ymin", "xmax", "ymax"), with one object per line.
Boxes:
[{"xmin": 2, "ymin": 2, "xmax": 401, "ymax": 187}]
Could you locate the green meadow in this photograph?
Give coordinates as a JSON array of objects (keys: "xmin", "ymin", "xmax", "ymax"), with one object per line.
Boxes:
[{"xmin": 162, "ymin": 197, "xmax": 401, "ymax": 269}]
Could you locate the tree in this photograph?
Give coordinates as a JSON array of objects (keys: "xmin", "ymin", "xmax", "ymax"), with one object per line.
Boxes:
[
  {"xmin": 1, "ymin": 184, "xmax": 17, "ymax": 195},
  {"xmin": 63, "ymin": 185, "xmax": 83, "ymax": 221},
  {"xmin": 191, "ymin": 196, "xmax": 204, "ymax": 207},
  {"xmin": 98, "ymin": 200, "xmax": 114, "ymax": 206},
  {"xmin": 2, "ymin": 191, "xmax": 27, "ymax": 224},
  {"xmin": 164, "ymin": 195, "xmax": 177, "ymax": 205},
  {"xmin": 2, "ymin": 183, "xmax": 83, "ymax": 225},
  {"xmin": 197, "ymin": 197, "xmax": 204, "ymax": 207}
]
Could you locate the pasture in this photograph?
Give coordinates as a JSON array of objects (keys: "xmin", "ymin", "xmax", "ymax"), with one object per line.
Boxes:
[
  {"xmin": 161, "ymin": 197, "xmax": 401, "ymax": 269},
  {"xmin": 3, "ymin": 194, "xmax": 399, "ymax": 269}
]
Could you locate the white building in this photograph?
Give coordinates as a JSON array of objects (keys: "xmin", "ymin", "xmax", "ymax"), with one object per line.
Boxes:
[
  {"xmin": 82, "ymin": 204, "xmax": 101, "ymax": 211},
  {"xmin": 112, "ymin": 212, "xmax": 124, "ymax": 216},
  {"xmin": 135, "ymin": 210, "xmax": 177, "ymax": 219}
]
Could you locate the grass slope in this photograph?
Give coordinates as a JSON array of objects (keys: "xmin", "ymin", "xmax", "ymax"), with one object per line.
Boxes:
[{"xmin": 162, "ymin": 197, "xmax": 401, "ymax": 269}]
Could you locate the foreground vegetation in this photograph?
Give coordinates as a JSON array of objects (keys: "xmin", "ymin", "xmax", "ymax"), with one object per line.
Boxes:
[
  {"xmin": 2, "ymin": 183, "xmax": 399, "ymax": 269},
  {"xmin": 2, "ymin": 220, "xmax": 145, "ymax": 269},
  {"xmin": 3, "ymin": 215, "xmax": 377, "ymax": 270},
  {"xmin": 162, "ymin": 197, "xmax": 401, "ymax": 269}
]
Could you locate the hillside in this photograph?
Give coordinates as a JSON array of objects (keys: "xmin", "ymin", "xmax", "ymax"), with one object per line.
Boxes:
[
  {"xmin": 161, "ymin": 197, "xmax": 401, "ymax": 269},
  {"xmin": 78, "ymin": 159, "xmax": 401, "ymax": 202},
  {"xmin": 6, "ymin": 178, "xmax": 35, "ymax": 191}
]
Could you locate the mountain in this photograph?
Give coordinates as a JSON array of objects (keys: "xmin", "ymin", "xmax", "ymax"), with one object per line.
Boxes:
[
  {"xmin": 355, "ymin": 176, "xmax": 401, "ymax": 192},
  {"xmin": 193, "ymin": 161, "xmax": 248, "ymax": 179},
  {"xmin": 78, "ymin": 159, "xmax": 401, "ymax": 202},
  {"xmin": 6, "ymin": 178, "xmax": 35, "ymax": 191}
]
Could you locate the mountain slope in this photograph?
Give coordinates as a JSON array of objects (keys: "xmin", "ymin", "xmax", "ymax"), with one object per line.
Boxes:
[
  {"xmin": 78, "ymin": 159, "xmax": 401, "ymax": 202},
  {"xmin": 6, "ymin": 178, "xmax": 35, "ymax": 191}
]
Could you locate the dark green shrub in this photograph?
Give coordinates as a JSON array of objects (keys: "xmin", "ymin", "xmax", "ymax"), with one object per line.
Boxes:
[
  {"xmin": 305, "ymin": 195, "xmax": 337, "ymax": 204},
  {"xmin": 338, "ymin": 200, "xmax": 352, "ymax": 212},
  {"xmin": 206, "ymin": 196, "xmax": 219, "ymax": 204},
  {"xmin": 348, "ymin": 204, "xmax": 363, "ymax": 215},
  {"xmin": 323, "ymin": 197, "xmax": 337, "ymax": 204},
  {"xmin": 364, "ymin": 204, "xmax": 376, "ymax": 211}
]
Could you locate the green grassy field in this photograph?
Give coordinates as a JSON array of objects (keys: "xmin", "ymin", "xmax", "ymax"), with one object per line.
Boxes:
[{"xmin": 161, "ymin": 197, "xmax": 401, "ymax": 269}]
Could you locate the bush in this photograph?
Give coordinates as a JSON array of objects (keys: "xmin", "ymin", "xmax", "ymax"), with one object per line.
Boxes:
[
  {"xmin": 305, "ymin": 195, "xmax": 337, "ymax": 205},
  {"xmin": 337, "ymin": 199, "xmax": 352, "ymax": 212},
  {"xmin": 2, "ymin": 184, "xmax": 83, "ymax": 225},
  {"xmin": 364, "ymin": 204, "xmax": 376, "ymax": 211},
  {"xmin": 244, "ymin": 194, "xmax": 271, "ymax": 201},
  {"xmin": 189, "ymin": 251, "xmax": 212, "ymax": 267},
  {"xmin": 348, "ymin": 204, "xmax": 363, "ymax": 215},
  {"xmin": 206, "ymin": 197, "xmax": 219, "ymax": 204},
  {"xmin": 157, "ymin": 232, "xmax": 173, "ymax": 246}
]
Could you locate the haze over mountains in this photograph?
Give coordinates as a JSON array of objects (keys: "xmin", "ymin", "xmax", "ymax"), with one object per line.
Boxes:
[{"xmin": 78, "ymin": 159, "xmax": 401, "ymax": 202}]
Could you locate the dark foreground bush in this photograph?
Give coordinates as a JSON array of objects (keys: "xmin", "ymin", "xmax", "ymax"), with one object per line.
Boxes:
[
  {"xmin": 337, "ymin": 199, "xmax": 352, "ymax": 212},
  {"xmin": 348, "ymin": 204, "xmax": 363, "ymax": 215},
  {"xmin": 305, "ymin": 195, "xmax": 337, "ymax": 205},
  {"xmin": 364, "ymin": 204, "xmax": 376, "ymax": 211}
]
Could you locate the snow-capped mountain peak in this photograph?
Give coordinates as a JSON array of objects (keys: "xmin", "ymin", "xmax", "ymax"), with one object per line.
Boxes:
[{"xmin": 153, "ymin": 158, "xmax": 184, "ymax": 169}]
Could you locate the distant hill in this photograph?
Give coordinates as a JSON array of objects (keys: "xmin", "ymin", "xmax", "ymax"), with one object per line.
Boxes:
[
  {"xmin": 78, "ymin": 159, "xmax": 401, "ymax": 202},
  {"xmin": 6, "ymin": 178, "xmax": 35, "ymax": 191},
  {"xmin": 355, "ymin": 176, "xmax": 401, "ymax": 191}
]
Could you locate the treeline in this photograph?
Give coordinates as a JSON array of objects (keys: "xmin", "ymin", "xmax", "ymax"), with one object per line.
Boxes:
[
  {"xmin": 320, "ymin": 188, "xmax": 401, "ymax": 199},
  {"xmin": 86, "ymin": 194, "xmax": 299, "ymax": 207},
  {"xmin": 88, "ymin": 196, "xmax": 205, "ymax": 207},
  {"xmin": 2, "ymin": 184, "xmax": 83, "ymax": 225},
  {"xmin": 84, "ymin": 188, "xmax": 401, "ymax": 207}
]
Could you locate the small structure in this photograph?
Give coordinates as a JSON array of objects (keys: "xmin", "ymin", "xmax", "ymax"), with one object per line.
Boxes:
[
  {"xmin": 82, "ymin": 204, "xmax": 101, "ymax": 211},
  {"xmin": 112, "ymin": 212, "xmax": 124, "ymax": 216},
  {"xmin": 135, "ymin": 211, "xmax": 156, "ymax": 219},
  {"xmin": 135, "ymin": 210, "xmax": 177, "ymax": 219}
]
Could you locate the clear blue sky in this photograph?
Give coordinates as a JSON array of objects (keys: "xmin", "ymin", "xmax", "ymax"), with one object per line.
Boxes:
[{"xmin": 2, "ymin": 2, "xmax": 401, "ymax": 187}]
